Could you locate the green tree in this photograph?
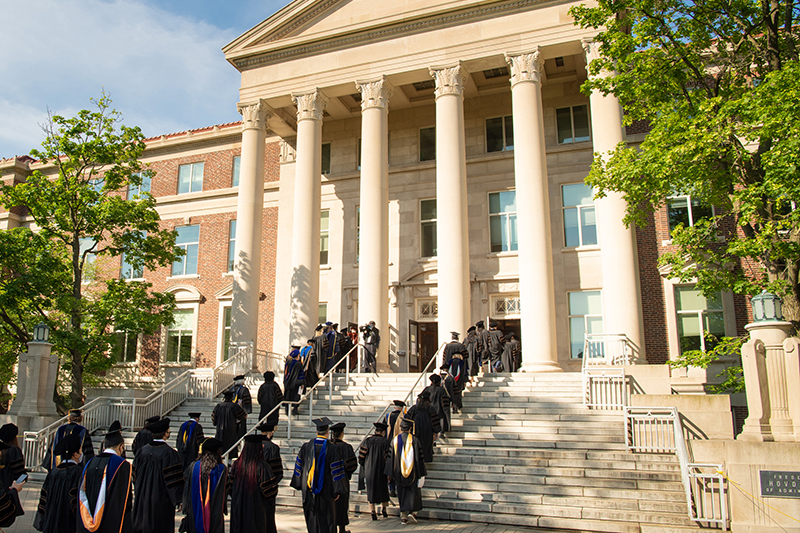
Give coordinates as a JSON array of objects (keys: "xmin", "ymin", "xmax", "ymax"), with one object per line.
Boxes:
[
  {"xmin": 0, "ymin": 93, "xmax": 180, "ymax": 407},
  {"xmin": 571, "ymin": 0, "xmax": 800, "ymax": 330}
]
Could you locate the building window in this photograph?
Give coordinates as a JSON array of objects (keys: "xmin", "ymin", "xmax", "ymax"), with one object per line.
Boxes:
[
  {"xmin": 357, "ymin": 139, "xmax": 362, "ymax": 171},
  {"xmin": 562, "ymin": 183, "xmax": 598, "ymax": 247},
  {"xmin": 232, "ymin": 156, "xmax": 241, "ymax": 187},
  {"xmin": 320, "ymin": 210, "xmax": 330, "ymax": 266},
  {"xmin": 172, "ymin": 225, "xmax": 200, "ymax": 277},
  {"xmin": 114, "ymin": 331, "xmax": 138, "ymax": 363},
  {"xmin": 166, "ymin": 308, "xmax": 194, "ymax": 363},
  {"xmin": 322, "ymin": 143, "xmax": 331, "ymax": 175},
  {"xmin": 227, "ymin": 220, "xmax": 237, "ymax": 272},
  {"xmin": 420, "ymin": 199, "xmax": 437, "ymax": 258},
  {"xmin": 120, "ymin": 232, "xmax": 145, "ymax": 280},
  {"xmin": 318, "ymin": 303, "xmax": 328, "ymax": 325},
  {"xmin": 492, "ymin": 295, "xmax": 521, "ymax": 317},
  {"xmin": 675, "ymin": 286, "xmax": 725, "ymax": 353},
  {"xmin": 556, "ymin": 105, "xmax": 591, "ymax": 144},
  {"xmin": 419, "ymin": 127, "xmax": 436, "ymax": 162},
  {"xmin": 489, "ymin": 191, "xmax": 518, "ymax": 252},
  {"xmin": 222, "ymin": 306, "xmax": 232, "ymax": 361},
  {"xmin": 486, "ymin": 116, "xmax": 514, "ymax": 152},
  {"xmin": 127, "ymin": 173, "xmax": 151, "ymax": 200},
  {"xmin": 667, "ymin": 195, "xmax": 714, "ymax": 235},
  {"xmin": 417, "ymin": 299, "xmax": 438, "ymax": 321},
  {"xmin": 568, "ymin": 291, "xmax": 604, "ymax": 358},
  {"xmin": 178, "ymin": 162, "xmax": 204, "ymax": 194}
]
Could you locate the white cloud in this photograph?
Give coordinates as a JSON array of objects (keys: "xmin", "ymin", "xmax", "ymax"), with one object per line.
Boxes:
[{"xmin": 0, "ymin": 0, "xmax": 243, "ymax": 158}]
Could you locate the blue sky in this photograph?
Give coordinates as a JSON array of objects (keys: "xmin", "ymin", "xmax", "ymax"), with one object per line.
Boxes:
[{"xmin": 0, "ymin": 0, "xmax": 289, "ymax": 159}]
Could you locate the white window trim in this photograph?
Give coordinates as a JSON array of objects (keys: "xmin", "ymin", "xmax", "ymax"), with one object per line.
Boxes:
[
  {"xmin": 485, "ymin": 115, "xmax": 514, "ymax": 153},
  {"xmin": 488, "ymin": 190, "xmax": 518, "ymax": 253},
  {"xmin": 490, "ymin": 293, "xmax": 521, "ymax": 319},
  {"xmin": 561, "ymin": 182, "xmax": 600, "ymax": 250},
  {"xmin": 320, "ymin": 209, "xmax": 330, "ymax": 266},
  {"xmin": 232, "ymin": 156, "xmax": 241, "ymax": 188},
  {"xmin": 162, "ymin": 285, "xmax": 202, "ymax": 367},
  {"xmin": 567, "ymin": 289, "xmax": 604, "ymax": 359},
  {"xmin": 113, "ymin": 330, "xmax": 141, "ymax": 367},
  {"xmin": 172, "ymin": 225, "xmax": 201, "ymax": 277},
  {"xmin": 216, "ymin": 301, "xmax": 232, "ymax": 366},
  {"xmin": 416, "ymin": 298, "xmax": 438, "ymax": 322}
]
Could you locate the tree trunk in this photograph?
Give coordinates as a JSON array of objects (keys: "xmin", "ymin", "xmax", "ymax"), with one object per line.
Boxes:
[{"xmin": 70, "ymin": 237, "xmax": 84, "ymax": 408}]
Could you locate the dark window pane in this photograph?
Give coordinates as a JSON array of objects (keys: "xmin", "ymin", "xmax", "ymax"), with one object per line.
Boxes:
[
  {"xmin": 556, "ymin": 108, "xmax": 573, "ymax": 143},
  {"xmin": 486, "ymin": 118, "xmax": 504, "ymax": 152},
  {"xmin": 564, "ymin": 208, "xmax": 580, "ymax": 247},
  {"xmin": 420, "ymin": 127, "xmax": 436, "ymax": 162},
  {"xmin": 490, "ymin": 215, "xmax": 503, "ymax": 252},
  {"xmin": 421, "ymin": 199, "xmax": 437, "ymax": 221},
  {"xmin": 668, "ymin": 197, "xmax": 690, "ymax": 233},
  {"xmin": 179, "ymin": 335, "xmax": 192, "ymax": 362},
  {"xmin": 421, "ymin": 221, "xmax": 437, "ymax": 257},
  {"xmin": 321, "ymin": 143, "xmax": 331, "ymax": 175},
  {"xmin": 691, "ymin": 197, "xmax": 713, "ymax": 223},
  {"xmin": 573, "ymin": 105, "xmax": 591, "ymax": 141},
  {"xmin": 504, "ymin": 116, "xmax": 514, "ymax": 150}
]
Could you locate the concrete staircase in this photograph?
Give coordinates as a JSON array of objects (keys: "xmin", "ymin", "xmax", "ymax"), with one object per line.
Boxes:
[{"xmin": 89, "ymin": 371, "xmax": 715, "ymax": 532}]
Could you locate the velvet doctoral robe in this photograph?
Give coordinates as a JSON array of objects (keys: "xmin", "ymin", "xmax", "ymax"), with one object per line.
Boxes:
[
  {"xmin": 257, "ymin": 381, "xmax": 284, "ymax": 425},
  {"xmin": 229, "ymin": 458, "xmax": 279, "ymax": 533},
  {"xmin": 328, "ymin": 439, "xmax": 358, "ymax": 527},
  {"xmin": 358, "ymin": 434, "xmax": 390, "ymax": 504},
  {"xmin": 211, "ymin": 401, "xmax": 247, "ymax": 459},
  {"xmin": 35, "ymin": 460, "xmax": 82, "ymax": 533},
  {"xmin": 405, "ymin": 401, "xmax": 440, "ymax": 463},
  {"xmin": 384, "ymin": 432, "xmax": 427, "ymax": 513},
  {"xmin": 131, "ymin": 429, "xmax": 152, "ymax": 457},
  {"xmin": 132, "ymin": 441, "xmax": 184, "ymax": 533},
  {"xmin": 284, "ymin": 357, "xmax": 306, "ymax": 404},
  {"xmin": 44, "ymin": 423, "xmax": 94, "ymax": 471},
  {"xmin": 181, "ymin": 461, "xmax": 227, "ymax": 533},
  {"xmin": 77, "ymin": 452, "xmax": 132, "ymax": 533},
  {"xmin": 289, "ymin": 437, "xmax": 348, "ymax": 533},
  {"xmin": 176, "ymin": 420, "xmax": 205, "ymax": 472}
]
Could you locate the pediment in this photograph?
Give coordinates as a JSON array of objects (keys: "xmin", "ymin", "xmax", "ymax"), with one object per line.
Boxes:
[{"xmin": 165, "ymin": 284, "xmax": 203, "ymax": 302}]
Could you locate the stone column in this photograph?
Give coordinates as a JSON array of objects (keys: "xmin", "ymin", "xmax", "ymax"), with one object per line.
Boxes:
[
  {"xmin": 430, "ymin": 63, "xmax": 471, "ymax": 353},
  {"xmin": 7, "ymin": 340, "xmax": 59, "ymax": 430},
  {"xmin": 582, "ymin": 38, "xmax": 646, "ymax": 361},
  {"xmin": 289, "ymin": 89, "xmax": 328, "ymax": 346},
  {"xmin": 231, "ymin": 101, "xmax": 270, "ymax": 365},
  {"xmin": 505, "ymin": 49, "xmax": 561, "ymax": 372},
  {"xmin": 740, "ymin": 321, "xmax": 796, "ymax": 442},
  {"xmin": 356, "ymin": 77, "xmax": 393, "ymax": 371}
]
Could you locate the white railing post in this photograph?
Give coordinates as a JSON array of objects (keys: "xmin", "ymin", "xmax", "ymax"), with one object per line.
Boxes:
[{"xmin": 329, "ymin": 373, "xmax": 333, "ymax": 409}]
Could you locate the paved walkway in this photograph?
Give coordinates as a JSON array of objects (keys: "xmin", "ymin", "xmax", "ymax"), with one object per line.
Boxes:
[{"xmin": 6, "ymin": 480, "xmax": 567, "ymax": 533}]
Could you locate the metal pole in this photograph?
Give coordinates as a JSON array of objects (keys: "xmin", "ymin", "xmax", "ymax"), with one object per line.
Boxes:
[
  {"xmin": 288, "ymin": 407, "xmax": 292, "ymax": 440},
  {"xmin": 309, "ymin": 390, "xmax": 314, "ymax": 423},
  {"xmin": 329, "ymin": 373, "xmax": 333, "ymax": 409}
]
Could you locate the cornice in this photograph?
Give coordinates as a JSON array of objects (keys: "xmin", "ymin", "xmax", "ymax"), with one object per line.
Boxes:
[
  {"xmin": 143, "ymin": 133, "xmax": 244, "ymax": 159},
  {"xmin": 231, "ymin": 0, "xmax": 554, "ymax": 71}
]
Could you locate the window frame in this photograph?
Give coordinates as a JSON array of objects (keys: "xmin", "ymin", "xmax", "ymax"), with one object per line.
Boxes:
[
  {"xmin": 420, "ymin": 198, "xmax": 437, "ymax": 258},
  {"xmin": 666, "ymin": 193, "xmax": 716, "ymax": 237},
  {"xmin": 561, "ymin": 183, "xmax": 599, "ymax": 249},
  {"xmin": 227, "ymin": 220, "xmax": 237, "ymax": 273},
  {"xmin": 320, "ymin": 209, "xmax": 330, "ymax": 266},
  {"xmin": 567, "ymin": 290, "xmax": 604, "ymax": 359},
  {"xmin": 232, "ymin": 156, "xmax": 241, "ymax": 187},
  {"xmin": 488, "ymin": 190, "xmax": 518, "ymax": 253},
  {"xmin": 120, "ymin": 231, "xmax": 146, "ymax": 280},
  {"xmin": 321, "ymin": 143, "xmax": 331, "ymax": 175},
  {"xmin": 177, "ymin": 162, "xmax": 204, "ymax": 195},
  {"xmin": 127, "ymin": 172, "xmax": 151, "ymax": 200},
  {"xmin": 556, "ymin": 105, "xmax": 592, "ymax": 144},
  {"xmin": 485, "ymin": 115, "xmax": 514, "ymax": 153},
  {"xmin": 113, "ymin": 330, "xmax": 140, "ymax": 365},
  {"xmin": 171, "ymin": 225, "xmax": 200, "ymax": 277},
  {"xmin": 165, "ymin": 307, "xmax": 195, "ymax": 364},
  {"xmin": 674, "ymin": 285, "xmax": 726, "ymax": 354},
  {"xmin": 419, "ymin": 127, "xmax": 436, "ymax": 162}
]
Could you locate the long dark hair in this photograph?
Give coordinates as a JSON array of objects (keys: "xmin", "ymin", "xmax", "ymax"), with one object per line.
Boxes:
[
  {"xmin": 233, "ymin": 440, "xmax": 263, "ymax": 492},
  {"xmin": 200, "ymin": 449, "xmax": 222, "ymax": 481}
]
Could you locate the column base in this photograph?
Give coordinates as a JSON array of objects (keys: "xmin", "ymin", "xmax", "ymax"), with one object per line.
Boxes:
[{"xmin": 519, "ymin": 361, "xmax": 563, "ymax": 373}]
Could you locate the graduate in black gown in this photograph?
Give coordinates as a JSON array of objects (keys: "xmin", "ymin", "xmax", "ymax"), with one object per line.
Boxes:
[
  {"xmin": 258, "ymin": 371, "xmax": 284, "ymax": 425},
  {"xmin": 488, "ymin": 321, "xmax": 504, "ymax": 371},
  {"xmin": 383, "ymin": 400, "xmax": 405, "ymax": 497},
  {"xmin": 422, "ymin": 374, "xmax": 450, "ymax": 436},
  {"xmin": 176, "ymin": 412, "xmax": 204, "ymax": 471},
  {"xmin": 230, "ymin": 375, "xmax": 252, "ymax": 414},
  {"xmin": 257, "ymin": 423, "xmax": 283, "ymax": 533},
  {"xmin": 0, "ymin": 423, "xmax": 26, "ymax": 499},
  {"xmin": 35, "ymin": 432, "xmax": 83, "ymax": 533},
  {"xmin": 132, "ymin": 415, "xmax": 160, "ymax": 457},
  {"xmin": 132, "ymin": 418, "xmax": 184, "ymax": 533},
  {"xmin": 182, "ymin": 437, "xmax": 227, "ymax": 533},
  {"xmin": 405, "ymin": 391, "xmax": 440, "ymax": 463},
  {"xmin": 44, "ymin": 409, "xmax": 94, "ymax": 471},
  {"xmin": 290, "ymin": 417, "xmax": 348, "ymax": 533},
  {"xmin": 284, "ymin": 347, "xmax": 306, "ymax": 415},
  {"xmin": 229, "ymin": 434, "xmax": 279, "ymax": 533},
  {"xmin": 311, "ymin": 331, "xmax": 328, "ymax": 383},
  {"xmin": 212, "ymin": 390, "xmax": 247, "ymax": 460},
  {"xmin": 0, "ymin": 439, "xmax": 25, "ymax": 528},
  {"xmin": 328, "ymin": 423, "xmax": 357, "ymax": 533},
  {"xmin": 359, "ymin": 422, "xmax": 390, "ymax": 520},
  {"xmin": 464, "ymin": 326, "xmax": 479, "ymax": 378},
  {"xmin": 77, "ymin": 424, "xmax": 132, "ymax": 533},
  {"xmin": 100, "ymin": 421, "xmax": 127, "ymax": 459},
  {"xmin": 476, "ymin": 320, "xmax": 491, "ymax": 372},
  {"xmin": 384, "ymin": 418, "xmax": 427, "ymax": 524}
]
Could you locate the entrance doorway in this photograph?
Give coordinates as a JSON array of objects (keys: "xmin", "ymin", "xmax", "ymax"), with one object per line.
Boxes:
[{"xmin": 408, "ymin": 320, "xmax": 438, "ymax": 372}]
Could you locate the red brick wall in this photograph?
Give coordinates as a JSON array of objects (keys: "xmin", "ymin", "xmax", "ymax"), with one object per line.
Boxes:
[{"xmin": 636, "ymin": 213, "xmax": 669, "ymax": 364}]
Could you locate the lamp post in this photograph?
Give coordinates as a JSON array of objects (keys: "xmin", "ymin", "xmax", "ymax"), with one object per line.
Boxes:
[
  {"xmin": 750, "ymin": 290, "xmax": 784, "ymax": 322},
  {"xmin": 32, "ymin": 323, "xmax": 50, "ymax": 343},
  {"xmin": 5, "ymin": 323, "xmax": 59, "ymax": 430}
]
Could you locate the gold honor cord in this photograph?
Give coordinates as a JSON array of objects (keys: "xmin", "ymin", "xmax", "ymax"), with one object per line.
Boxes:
[{"xmin": 307, "ymin": 457, "xmax": 316, "ymax": 489}]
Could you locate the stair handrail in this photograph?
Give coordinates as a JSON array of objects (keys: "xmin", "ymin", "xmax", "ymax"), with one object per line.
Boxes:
[
  {"xmin": 304, "ymin": 343, "xmax": 364, "ymax": 422},
  {"xmin": 209, "ymin": 342, "xmax": 253, "ymax": 399},
  {"xmin": 624, "ymin": 406, "xmax": 728, "ymax": 530},
  {"xmin": 356, "ymin": 342, "xmax": 446, "ymax": 449}
]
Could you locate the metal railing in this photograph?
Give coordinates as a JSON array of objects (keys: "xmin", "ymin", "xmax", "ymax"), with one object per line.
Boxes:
[
  {"xmin": 305, "ymin": 344, "xmax": 363, "ymax": 422},
  {"xmin": 582, "ymin": 333, "xmax": 637, "ymax": 368},
  {"xmin": 583, "ymin": 367, "xmax": 627, "ymax": 410},
  {"xmin": 23, "ymin": 343, "xmax": 254, "ymax": 471},
  {"xmin": 624, "ymin": 406, "xmax": 728, "ymax": 530}
]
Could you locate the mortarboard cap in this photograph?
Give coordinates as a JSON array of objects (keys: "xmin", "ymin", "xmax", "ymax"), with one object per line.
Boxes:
[
  {"xmin": 188, "ymin": 412, "xmax": 201, "ymax": 418},
  {"xmin": 429, "ymin": 374, "xmax": 442, "ymax": 384},
  {"xmin": 330, "ymin": 422, "xmax": 346, "ymax": 432},
  {"xmin": 148, "ymin": 417, "xmax": 171, "ymax": 434},
  {"xmin": 256, "ymin": 423, "xmax": 275, "ymax": 432},
  {"xmin": 244, "ymin": 434, "xmax": 264, "ymax": 444},
  {"xmin": 373, "ymin": 422, "xmax": 388, "ymax": 431},
  {"xmin": 104, "ymin": 430, "xmax": 124, "ymax": 448},
  {"xmin": 440, "ymin": 364, "xmax": 449, "ymax": 371},
  {"xmin": 0, "ymin": 423, "xmax": 18, "ymax": 443},
  {"xmin": 233, "ymin": 375, "xmax": 245, "ymax": 381},
  {"xmin": 263, "ymin": 371, "xmax": 275, "ymax": 381},
  {"xmin": 400, "ymin": 418, "xmax": 414, "ymax": 431},
  {"xmin": 312, "ymin": 417, "xmax": 332, "ymax": 432},
  {"xmin": 223, "ymin": 390, "xmax": 235, "ymax": 401},
  {"xmin": 418, "ymin": 390, "xmax": 431, "ymax": 400},
  {"xmin": 467, "ymin": 326, "xmax": 476, "ymax": 333},
  {"xmin": 489, "ymin": 321, "xmax": 498, "ymax": 328},
  {"xmin": 325, "ymin": 321, "xmax": 333, "ymax": 326},
  {"xmin": 58, "ymin": 432, "xmax": 83, "ymax": 457},
  {"xmin": 392, "ymin": 400, "xmax": 406, "ymax": 407},
  {"xmin": 107, "ymin": 421, "xmax": 122, "ymax": 434},
  {"xmin": 450, "ymin": 331, "xmax": 460, "ymax": 338},
  {"xmin": 69, "ymin": 409, "xmax": 82, "ymax": 417},
  {"xmin": 144, "ymin": 415, "xmax": 161, "ymax": 427},
  {"xmin": 200, "ymin": 437, "xmax": 223, "ymax": 454},
  {"xmin": 291, "ymin": 344, "xmax": 301, "ymax": 349}
]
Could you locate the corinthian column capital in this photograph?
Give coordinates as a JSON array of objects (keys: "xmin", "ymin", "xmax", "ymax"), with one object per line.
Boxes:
[
  {"xmin": 582, "ymin": 37, "xmax": 615, "ymax": 78},
  {"xmin": 356, "ymin": 77, "xmax": 394, "ymax": 111},
  {"xmin": 238, "ymin": 100, "xmax": 272, "ymax": 131},
  {"xmin": 292, "ymin": 89, "xmax": 329, "ymax": 122},
  {"xmin": 429, "ymin": 62, "xmax": 467, "ymax": 98},
  {"xmin": 504, "ymin": 48, "xmax": 545, "ymax": 87}
]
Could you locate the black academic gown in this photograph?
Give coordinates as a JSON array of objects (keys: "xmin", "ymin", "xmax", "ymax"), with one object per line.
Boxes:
[
  {"xmin": 489, "ymin": 328, "xmax": 504, "ymax": 368},
  {"xmin": 176, "ymin": 420, "xmax": 205, "ymax": 472},
  {"xmin": 258, "ymin": 380, "xmax": 284, "ymax": 425},
  {"xmin": 478, "ymin": 327, "xmax": 491, "ymax": 365},
  {"xmin": 386, "ymin": 409, "xmax": 403, "ymax": 442},
  {"xmin": 465, "ymin": 332, "xmax": 480, "ymax": 375},
  {"xmin": 0, "ymin": 445, "xmax": 26, "ymax": 495},
  {"xmin": 405, "ymin": 400, "xmax": 440, "ymax": 463},
  {"xmin": 284, "ymin": 357, "xmax": 306, "ymax": 404},
  {"xmin": 423, "ymin": 384, "xmax": 450, "ymax": 433},
  {"xmin": 501, "ymin": 340, "xmax": 514, "ymax": 373},
  {"xmin": 131, "ymin": 429, "xmax": 152, "ymax": 457},
  {"xmin": 358, "ymin": 435, "xmax": 390, "ymax": 504},
  {"xmin": 0, "ymin": 484, "xmax": 23, "ymax": 528},
  {"xmin": 384, "ymin": 432, "xmax": 427, "ymax": 513},
  {"xmin": 36, "ymin": 460, "xmax": 82, "ymax": 533},
  {"xmin": 182, "ymin": 461, "xmax": 227, "ymax": 533},
  {"xmin": 212, "ymin": 401, "xmax": 247, "ymax": 459},
  {"xmin": 231, "ymin": 383, "xmax": 253, "ymax": 414},
  {"xmin": 229, "ymin": 458, "xmax": 279, "ymax": 533},
  {"xmin": 132, "ymin": 441, "xmax": 184, "ymax": 533},
  {"xmin": 329, "ymin": 439, "xmax": 358, "ymax": 527},
  {"xmin": 77, "ymin": 452, "xmax": 132, "ymax": 533},
  {"xmin": 262, "ymin": 438, "xmax": 283, "ymax": 532},
  {"xmin": 290, "ymin": 437, "xmax": 348, "ymax": 533},
  {"xmin": 44, "ymin": 423, "xmax": 94, "ymax": 471},
  {"xmin": 311, "ymin": 336, "xmax": 328, "ymax": 382}
]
